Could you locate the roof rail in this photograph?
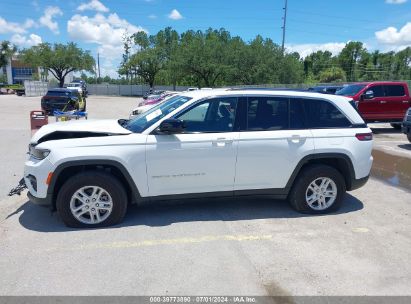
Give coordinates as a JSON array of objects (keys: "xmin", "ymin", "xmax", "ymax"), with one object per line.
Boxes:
[{"xmin": 227, "ymin": 87, "xmax": 308, "ymax": 92}]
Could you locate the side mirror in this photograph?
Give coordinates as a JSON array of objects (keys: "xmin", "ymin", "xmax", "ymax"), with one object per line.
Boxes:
[
  {"xmin": 158, "ymin": 118, "xmax": 186, "ymax": 134},
  {"xmin": 364, "ymin": 90, "xmax": 374, "ymax": 100}
]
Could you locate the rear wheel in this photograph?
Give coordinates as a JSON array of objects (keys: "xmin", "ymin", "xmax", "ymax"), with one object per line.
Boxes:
[
  {"xmin": 407, "ymin": 133, "xmax": 411, "ymax": 143},
  {"xmin": 56, "ymin": 171, "xmax": 128, "ymax": 228},
  {"xmin": 288, "ymin": 165, "xmax": 346, "ymax": 214}
]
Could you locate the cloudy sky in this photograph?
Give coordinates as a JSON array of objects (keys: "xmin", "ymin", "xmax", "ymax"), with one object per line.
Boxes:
[{"xmin": 1, "ymin": 0, "xmax": 410, "ymax": 77}]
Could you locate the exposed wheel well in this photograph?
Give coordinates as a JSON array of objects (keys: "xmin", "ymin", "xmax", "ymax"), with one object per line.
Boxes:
[
  {"xmin": 292, "ymin": 156, "xmax": 353, "ymax": 191},
  {"xmin": 51, "ymin": 164, "xmax": 136, "ymax": 210}
]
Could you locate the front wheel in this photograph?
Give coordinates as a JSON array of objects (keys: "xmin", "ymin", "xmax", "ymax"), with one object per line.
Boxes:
[
  {"xmin": 407, "ymin": 133, "xmax": 411, "ymax": 143},
  {"xmin": 56, "ymin": 171, "xmax": 128, "ymax": 228},
  {"xmin": 288, "ymin": 165, "xmax": 346, "ymax": 214}
]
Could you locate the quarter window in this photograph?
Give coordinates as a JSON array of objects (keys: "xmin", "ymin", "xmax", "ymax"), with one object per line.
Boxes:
[
  {"xmin": 303, "ymin": 98, "xmax": 351, "ymax": 128},
  {"xmin": 176, "ymin": 97, "xmax": 237, "ymax": 133},
  {"xmin": 246, "ymin": 97, "xmax": 288, "ymax": 131}
]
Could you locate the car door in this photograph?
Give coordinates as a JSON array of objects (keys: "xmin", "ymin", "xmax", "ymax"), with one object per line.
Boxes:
[
  {"xmin": 358, "ymin": 84, "xmax": 385, "ymax": 120},
  {"xmin": 234, "ymin": 96, "xmax": 315, "ymax": 191},
  {"xmin": 145, "ymin": 97, "xmax": 239, "ymax": 197},
  {"xmin": 384, "ymin": 84, "xmax": 408, "ymax": 119}
]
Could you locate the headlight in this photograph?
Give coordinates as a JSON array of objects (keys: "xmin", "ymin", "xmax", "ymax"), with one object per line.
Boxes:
[{"xmin": 29, "ymin": 145, "xmax": 50, "ymax": 160}]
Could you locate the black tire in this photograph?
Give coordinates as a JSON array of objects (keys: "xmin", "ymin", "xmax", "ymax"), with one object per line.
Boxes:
[
  {"xmin": 288, "ymin": 164, "xmax": 346, "ymax": 214},
  {"xmin": 56, "ymin": 171, "xmax": 128, "ymax": 228},
  {"xmin": 391, "ymin": 123, "xmax": 402, "ymax": 130},
  {"xmin": 407, "ymin": 133, "xmax": 411, "ymax": 143}
]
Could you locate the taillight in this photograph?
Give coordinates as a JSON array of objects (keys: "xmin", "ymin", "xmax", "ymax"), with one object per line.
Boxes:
[{"xmin": 355, "ymin": 133, "xmax": 373, "ymax": 141}]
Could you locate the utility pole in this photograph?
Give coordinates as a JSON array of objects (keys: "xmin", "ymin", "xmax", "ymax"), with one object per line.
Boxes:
[
  {"xmin": 281, "ymin": 0, "xmax": 288, "ymax": 54},
  {"xmin": 97, "ymin": 52, "xmax": 101, "ymax": 80}
]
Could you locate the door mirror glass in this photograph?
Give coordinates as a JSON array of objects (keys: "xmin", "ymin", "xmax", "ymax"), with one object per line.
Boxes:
[
  {"xmin": 364, "ymin": 90, "xmax": 374, "ymax": 100},
  {"xmin": 158, "ymin": 118, "xmax": 186, "ymax": 134}
]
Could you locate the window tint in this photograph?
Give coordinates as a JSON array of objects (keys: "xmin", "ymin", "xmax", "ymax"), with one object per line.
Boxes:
[
  {"xmin": 176, "ymin": 97, "xmax": 237, "ymax": 133},
  {"xmin": 303, "ymin": 98, "xmax": 351, "ymax": 128},
  {"xmin": 290, "ymin": 98, "xmax": 305, "ymax": 129},
  {"xmin": 247, "ymin": 97, "xmax": 288, "ymax": 131},
  {"xmin": 385, "ymin": 85, "xmax": 405, "ymax": 97},
  {"xmin": 369, "ymin": 85, "xmax": 384, "ymax": 97}
]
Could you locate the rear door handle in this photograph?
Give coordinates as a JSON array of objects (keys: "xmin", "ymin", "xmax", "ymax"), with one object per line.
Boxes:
[
  {"xmin": 289, "ymin": 135, "xmax": 304, "ymax": 143},
  {"xmin": 380, "ymin": 100, "xmax": 387, "ymax": 104},
  {"xmin": 403, "ymin": 100, "xmax": 409, "ymax": 103},
  {"xmin": 213, "ymin": 137, "xmax": 233, "ymax": 147}
]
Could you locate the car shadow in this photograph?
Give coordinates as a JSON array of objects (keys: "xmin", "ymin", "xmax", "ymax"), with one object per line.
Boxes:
[
  {"xmin": 371, "ymin": 127, "xmax": 401, "ymax": 134},
  {"xmin": 7, "ymin": 193, "xmax": 364, "ymax": 233},
  {"xmin": 398, "ymin": 144, "xmax": 411, "ymax": 151}
]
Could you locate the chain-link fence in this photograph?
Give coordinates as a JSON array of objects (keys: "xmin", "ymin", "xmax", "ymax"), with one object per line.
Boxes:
[
  {"xmin": 87, "ymin": 84, "xmax": 193, "ymax": 96},
  {"xmin": 21, "ymin": 81, "xmax": 411, "ymax": 97}
]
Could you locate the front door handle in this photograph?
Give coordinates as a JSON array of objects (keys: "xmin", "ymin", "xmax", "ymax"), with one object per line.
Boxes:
[
  {"xmin": 403, "ymin": 100, "xmax": 409, "ymax": 103},
  {"xmin": 380, "ymin": 100, "xmax": 387, "ymax": 104}
]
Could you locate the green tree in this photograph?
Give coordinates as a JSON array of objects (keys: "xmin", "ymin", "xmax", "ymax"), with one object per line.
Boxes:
[
  {"xmin": 303, "ymin": 50, "xmax": 334, "ymax": 80},
  {"xmin": 0, "ymin": 41, "xmax": 17, "ymax": 73},
  {"xmin": 177, "ymin": 29, "xmax": 232, "ymax": 87},
  {"xmin": 20, "ymin": 42, "xmax": 95, "ymax": 87},
  {"xmin": 338, "ymin": 42, "xmax": 367, "ymax": 82},
  {"xmin": 156, "ymin": 27, "xmax": 181, "ymax": 89},
  {"xmin": 127, "ymin": 48, "xmax": 164, "ymax": 88},
  {"xmin": 393, "ymin": 47, "xmax": 411, "ymax": 80},
  {"xmin": 319, "ymin": 67, "xmax": 347, "ymax": 83},
  {"xmin": 278, "ymin": 52, "xmax": 304, "ymax": 84}
]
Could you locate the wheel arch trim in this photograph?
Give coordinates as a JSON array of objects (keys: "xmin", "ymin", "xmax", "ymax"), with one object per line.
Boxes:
[
  {"xmin": 285, "ymin": 153, "xmax": 355, "ymax": 192},
  {"xmin": 48, "ymin": 159, "xmax": 142, "ymax": 205}
]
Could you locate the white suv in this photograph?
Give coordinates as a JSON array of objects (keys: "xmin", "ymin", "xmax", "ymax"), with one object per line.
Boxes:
[{"xmin": 24, "ymin": 90, "xmax": 373, "ymax": 227}]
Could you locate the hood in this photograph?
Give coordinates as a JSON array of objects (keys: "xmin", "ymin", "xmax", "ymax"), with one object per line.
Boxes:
[{"xmin": 31, "ymin": 119, "xmax": 132, "ymax": 144}]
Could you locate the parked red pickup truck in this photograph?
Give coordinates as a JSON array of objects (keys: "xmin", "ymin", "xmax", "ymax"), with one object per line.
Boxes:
[{"xmin": 336, "ymin": 81, "xmax": 411, "ymax": 127}]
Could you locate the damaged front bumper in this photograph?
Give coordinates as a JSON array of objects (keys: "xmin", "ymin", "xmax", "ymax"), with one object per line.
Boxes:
[{"xmin": 8, "ymin": 178, "xmax": 27, "ymax": 196}]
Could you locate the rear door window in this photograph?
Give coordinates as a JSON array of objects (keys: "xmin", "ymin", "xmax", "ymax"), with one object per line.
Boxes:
[
  {"xmin": 246, "ymin": 97, "xmax": 289, "ymax": 131},
  {"xmin": 385, "ymin": 85, "xmax": 405, "ymax": 97},
  {"xmin": 303, "ymin": 98, "xmax": 351, "ymax": 128}
]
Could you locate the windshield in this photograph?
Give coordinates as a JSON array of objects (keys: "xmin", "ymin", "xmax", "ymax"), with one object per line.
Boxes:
[
  {"xmin": 336, "ymin": 84, "xmax": 366, "ymax": 96},
  {"xmin": 124, "ymin": 95, "xmax": 192, "ymax": 133}
]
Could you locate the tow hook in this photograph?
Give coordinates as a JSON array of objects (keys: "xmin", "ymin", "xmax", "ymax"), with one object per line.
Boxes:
[{"xmin": 8, "ymin": 178, "xmax": 27, "ymax": 196}]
